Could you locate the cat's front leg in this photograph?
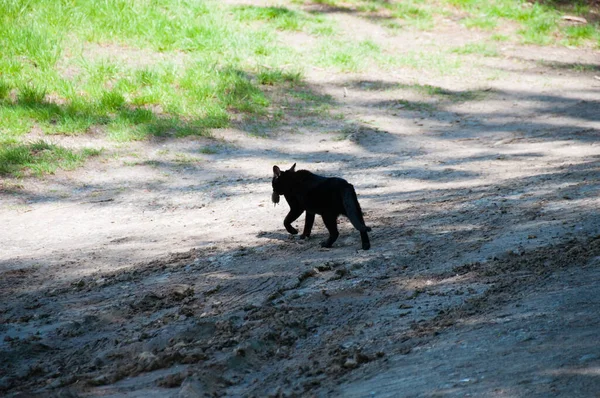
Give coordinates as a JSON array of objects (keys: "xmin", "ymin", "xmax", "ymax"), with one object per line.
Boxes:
[
  {"xmin": 284, "ymin": 207, "xmax": 303, "ymax": 235},
  {"xmin": 300, "ymin": 212, "xmax": 315, "ymax": 239}
]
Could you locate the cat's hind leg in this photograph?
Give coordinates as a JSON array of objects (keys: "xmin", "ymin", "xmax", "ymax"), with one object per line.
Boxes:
[
  {"xmin": 320, "ymin": 214, "xmax": 339, "ymax": 248},
  {"xmin": 301, "ymin": 212, "xmax": 315, "ymax": 239},
  {"xmin": 342, "ymin": 187, "xmax": 371, "ymax": 250}
]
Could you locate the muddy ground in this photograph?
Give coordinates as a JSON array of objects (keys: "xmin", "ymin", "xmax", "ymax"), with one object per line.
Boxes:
[{"xmin": 2, "ymin": 4, "xmax": 600, "ymax": 397}]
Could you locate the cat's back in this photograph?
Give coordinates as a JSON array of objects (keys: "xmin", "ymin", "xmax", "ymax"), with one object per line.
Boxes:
[
  {"xmin": 306, "ymin": 174, "xmax": 352, "ymax": 195},
  {"xmin": 295, "ymin": 169, "xmax": 327, "ymax": 185},
  {"xmin": 294, "ymin": 170, "xmax": 353, "ymax": 195}
]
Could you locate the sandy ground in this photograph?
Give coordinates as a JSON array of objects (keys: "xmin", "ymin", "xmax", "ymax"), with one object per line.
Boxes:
[{"xmin": 1, "ymin": 4, "xmax": 600, "ymax": 397}]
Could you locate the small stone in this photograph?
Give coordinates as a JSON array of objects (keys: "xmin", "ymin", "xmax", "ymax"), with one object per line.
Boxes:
[
  {"xmin": 89, "ymin": 374, "xmax": 109, "ymax": 386},
  {"xmin": 235, "ymin": 347, "xmax": 246, "ymax": 357},
  {"xmin": 343, "ymin": 358, "xmax": 358, "ymax": 369},
  {"xmin": 137, "ymin": 351, "xmax": 159, "ymax": 371},
  {"xmin": 171, "ymin": 285, "xmax": 194, "ymax": 300},
  {"xmin": 355, "ymin": 352, "xmax": 370, "ymax": 364},
  {"xmin": 116, "ymin": 273, "xmax": 132, "ymax": 282}
]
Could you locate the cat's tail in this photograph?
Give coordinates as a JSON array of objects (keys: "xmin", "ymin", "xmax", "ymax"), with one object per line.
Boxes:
[{"xmin": 342, "ymin": 185, "xmax": 370, "ymax": 233}]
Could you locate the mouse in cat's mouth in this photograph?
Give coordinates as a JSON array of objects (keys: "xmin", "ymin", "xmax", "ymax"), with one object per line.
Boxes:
[{"xmin": 271, "ymin": 191, "xmax": 280, "ymax": 206}]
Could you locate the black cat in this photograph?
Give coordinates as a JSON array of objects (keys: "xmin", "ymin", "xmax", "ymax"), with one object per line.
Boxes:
[{"xmin": 271, "ymin": 163, "xmax": 371, "ymax": 250}]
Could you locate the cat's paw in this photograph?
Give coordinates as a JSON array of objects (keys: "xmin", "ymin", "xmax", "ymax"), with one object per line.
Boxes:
[
  {"xmin": 299, "ymin": 234, "xmax": 310, "ymax": 240},
  {"xmin": 362, "ymin": 242, "xmax": 371, "ymax": 250},
  {"xmin": 320, "ymin": 240, "xmax": 333, "ymax": 248},
  {"xmin": 285, "ymin": 227, "xmax": 298, "ymax": 235}
]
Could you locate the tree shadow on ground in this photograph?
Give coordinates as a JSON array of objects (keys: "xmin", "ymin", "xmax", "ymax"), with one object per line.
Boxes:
[
  {"xmin": 3, "ymin": 71, "xmax": 599, "ymax": 218},
  {"xmin": 336, "ymin": 78, "xmax": 599, "ymax": 148}
]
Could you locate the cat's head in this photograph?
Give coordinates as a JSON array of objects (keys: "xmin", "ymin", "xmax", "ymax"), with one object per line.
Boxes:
[{"xmin": 272, "ymin": 163, "xmax": 296, "ymax": 203}]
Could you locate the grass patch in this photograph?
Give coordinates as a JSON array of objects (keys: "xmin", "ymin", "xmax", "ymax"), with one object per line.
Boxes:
[
  {"xmin": 443, "ymin": 0, "xmax": 600, "ymax": 47},
  {"xmin": 451, "ymin": 43, "xmax": 499, "ymax": 57},
  {"xmin": 411, "ymin": 84, "xmax": 490, "ymax": 102},
  {"xmin": 199, "ymin": 146, "xmax": 220, "ymax": 155},
  {"xmin": 307, "ymin": 0, "xmax": 436, "ymax": 30},
  {"xmin": 461, "ymin": 15, "xmax": 499, "ymax": 30},
  {"xmin": 491, "ymin": 33, "xmax": 510, "ymax": 42},
  {"xmin": 0, "ymin": 58, "xmax": 271, "ymax": 139},
  {"xmin": 537, "ymin": 60, "xmax": 600, "ymax": 72},
  {"xmin": 305, "ymin": 0, "xmax": 600, "ymax": 47},
  {"xmin": 389, "ymin": 0, "xmax": 435, "ymax": 30},
  {"xmin": 0, "ymin": 0, "xmax": 304, "ymax": 156},
  {"xmin": 286, "ymin": 88, "xmax": 334, "ymax": 118},
  {"xmin": 316, "ymin": 39, "xmax": 383, "ymax": 72},
  {"xmin": 233, "ymin": 6, "xmax": 306, "ymax": 31},
  {"xmin": 232, "ymin": 5, "xmax": 333, "ymax": 34},
  {"xmin": 562, "ymin": 23, "xmax": 600, "ymax": 47},
  {"xmin": 0, "ymin": 140, "xmax": 102, "ymax": 177},
  {"xmin": 257, "ymin": 69, "xmax": 302, "ymax": 85},
  {"xmin": 350, "ymin": 81, "xmax": 490, "ymax": 103},
  {"xmin": 391, "ymin": 99, "xmax": 436, "ymax": 112},
  {"xmin": 173, "ymin": 153, "xmax": 201, "ymax": 164}
]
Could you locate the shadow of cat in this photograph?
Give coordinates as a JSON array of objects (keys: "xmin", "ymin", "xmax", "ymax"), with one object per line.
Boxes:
[{"xmin": 256, "ymin": 231, "xmax": 293, "ymax": 241}]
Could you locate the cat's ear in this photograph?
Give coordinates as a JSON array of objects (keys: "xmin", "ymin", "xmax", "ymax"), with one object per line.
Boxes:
[
  {"xmin": 289, "ymin": 163, "xmax": 296, "ymax": 172},
  {"xmin": 273, "ymin": 165, "xmax": 281, "ymax": 177}
]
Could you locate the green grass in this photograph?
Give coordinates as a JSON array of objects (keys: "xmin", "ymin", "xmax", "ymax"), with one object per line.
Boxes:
[
  {"xmin": 536, "ymin": 60, "xmax": 600, "ymax": 72},
  {"xmin": 316, "ymin": 0, "xmax": 599, "ymax": 46},
  {"xmin": 0, "ymin": 0, "xmax": 296, "ymax": 134},
  {"xmin": 491, "ymin": 33, "xmax": 510, "ymax": 42},
  {"xmin": 411, "ymin": 84, "xmax": 490, "ymax": 102},
  {"xmin": 444, "ymin": 0, "xmax": 600, "ymax": 47},
  {"xmin": 461, "ymin": 15, "xmax": 499, "ymax": 30},
  {"xmin": 316, "ymin": 39, "xmax": 384, "ymax": 72},
  {"xmin": 0, "ymin": 0, "xmax": 311, "ymax": 177},
  {"xmin": 232, "ymin": 5, "xmax": 334, "ymax": 35},
  {"xmin": 352, "ymin": 81, "xmax": 490, "ymax": 103},
  {"xmin": 173, "ymin": 153, "xmax": 201, "ymax": 164},
  {"xmin": 257, "ymin": 69, "xmax": 302, "ymax": 85},
  {"xmin": 562, "ymin": 23, "xmax": 600, "ymax": 47},
  {"xmin": 307, "ymin": 0, "xmax": 436, "ymax": 30},
  {"xmin": 0, "ymin": 140, "xmax": 102, "ymax": 177},
  {"xmin": 389, "ymin": 0, "xmax": 436, "ymax": 30}
]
